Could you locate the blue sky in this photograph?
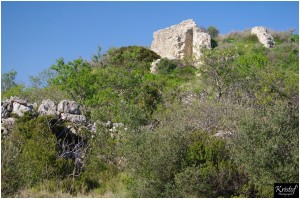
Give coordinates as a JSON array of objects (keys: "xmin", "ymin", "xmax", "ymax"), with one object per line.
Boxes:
[{"xmin": 1, "ymin": 1, "xmax": 299, "ymax": 86}]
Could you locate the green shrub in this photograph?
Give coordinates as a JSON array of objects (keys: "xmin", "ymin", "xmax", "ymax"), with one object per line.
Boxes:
[
  {"xmin": 232, "ymin": 104, "xmax": 299, "ymax": 197},
  {"xmin": 207, "ymin": 26, "xmax": 219, "ymax": 39},
  {"xmin": 105, "ymin": 46, "xmax": 160, "ymax": 69},
  {"xmin": 291, "ymin": 34, "xmax": 299, "ymax": 43},
  {"xmin": 211, "ymin": 38, "xmax": 218, "ymax": 48},
  {"xmin": 1, "ymin": 69, "xmax": 18, "ymax": 92},
  {"xmin": 1, "ymin": 116, "xmax": 58, "ymax": 196},
  {"xmin": 156, "ymin": 58, "xmax": 178, "ymax": 75},
  {"xmin": 174, "ymin": 131, "xmax": 247, "ymax": 197},
  {"xmin": 1, "ymin": 84, "xmax": 26, "ymax": 100}
]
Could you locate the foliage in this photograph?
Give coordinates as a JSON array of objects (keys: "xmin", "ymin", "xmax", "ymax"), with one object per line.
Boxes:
[
  {"xmin": 125, "ymin": 113, "xmax": 247, "ymax": 197},
  {"xmin": 29, "ymin": 68, "xmax": 57, "ymax": 88},
  {"xmin": 1, "ymin": 116, "xmax": 58, "ymax": 196},
  {"xmin": 50, "ymin": 58, "xmax": 97, "ymax": 105},
  {"xmin": 232, "ymin": 104, "xmax": 299, "ymax": 197},
  {"xmin": 211, "ymin": 38, "xmax": 218, "ymax": 48},
  {"xmin": 1, "ymin": 69, "xmax": 18, "ymax": 91},
  {"xmin": 104, "ymin": 46, "xmax": 160, "ymax": 70},
  {"xmin": 200, "ymin": 46, "xmax": 239, "ymax": 100},
  {"xmin": 220, "ymin": 30, "xmax": 259, "ymax": 45},
  {"xmin": 1, "ymin": 84, "xmax": 26, "ymax": 100},
  {"xmin": 91, "ymin": 46, "xmax": 103, "ymax": 64},
  {"xmin": 207, "ymin": 26, "xmax": 219, "ymax": 39},
  {"xmin": 156, "ymin": 58, "xmax": 178, "ymax": 75},
  {"xmin": 1, "ymin": 30, "xmax": 298, "ymax": 197},
  {"xmin": 1, "ymin": 115, "xmax": 107, "ymax": 197}
]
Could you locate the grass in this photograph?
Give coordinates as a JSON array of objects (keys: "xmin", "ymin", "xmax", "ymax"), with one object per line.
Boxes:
[{"xmin": 16, "ymin": 172, "xmax": 131, "ymax": 198}]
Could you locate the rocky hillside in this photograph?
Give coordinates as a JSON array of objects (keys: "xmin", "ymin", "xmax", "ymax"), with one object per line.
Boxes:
[{"xmin": 1, "ymin": 20, "xmax": 298, "ymax": 197}]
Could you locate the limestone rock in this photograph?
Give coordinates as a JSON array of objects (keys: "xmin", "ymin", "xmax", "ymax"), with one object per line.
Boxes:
[
  {"xmin": 1, "ymin": 117, "xmax": 16, "ymax": 135},
  {"xmin": 251, "ymin": 26, "xmax": 275, "ymax": 48},
  {"xmin": 151, "ymin": 19, "xmax": 211, "ymax": 61},
  {"xmin": 214, "ymin": 130, "xmax": 233, "ymax": 139},
  {"xmin": 61, "ymin": 113, "xmax": 86, "ymax": 125},
  {"xmin": 150, "ymin": 59, "xmax": 161, "ymax": 74},
  {"xmin": 1, "ymin": 106, "xmax": 10, "ymax": 119},
  {"xmin": 38, "ymin": 99, "xmax": 58, "ymax": 117},
  {"xmin": 58, "ymin": 100, "xmax": 81, "ymax": 114},
  {"xmin": 10, "ymin": 96, "xmax": 28, "ymax": 105},
  {"xmin": 12, "ymin": 102, "xmax": 33, "ymax": 117},
  {"xmin": 1, "ymin": 100, "xmax": 12, "ymax": 118},
  {"xmin": 87, "ymin": 122, "xmax": 97, "ymax": 133}
]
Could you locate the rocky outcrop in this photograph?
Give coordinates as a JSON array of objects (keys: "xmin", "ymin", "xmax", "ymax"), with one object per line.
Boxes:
[
  {"xmin": 58, "ymin": 100, "xmax": 81, "ymax": 115},
  {"xmin": 1, "ymin": 97, "xmax": 98, "ymax": 175},
  {"xmin": 1, "ymin": 97, "xmax": 34, "ymax": 118},
  {"xmin": 1, "ymin": 97, "xmax": 35, "ymax": 135},
  {"xmin": 38, "ymin": 99, "xmax": 58, "ymax": 117},
  {"xmin": 1, "ymin": 97, "xmax": 89, "ymax": 135},
  {"xmin": 57, "ymin": 100, "xmax": 86, "ymax": 125},
  {"xmin": 12, "ymin": 102, "xmax": 34, "ymax": 117},
  {"xmin": 251, "ymin": 26, "xmax": 275, "ymax": 48},
  {"xmin": 151, "ymin": 19, "xmax": 211, "ymax": 62},
  {"xmin": 61, "ymin": 113, "xmax": 86, "ymax": 125}
]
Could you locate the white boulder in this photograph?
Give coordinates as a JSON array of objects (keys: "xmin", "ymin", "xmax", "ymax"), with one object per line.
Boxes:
[{"xmin": 12, "ymin": 102, "xmax": 33, "ymax": 117}]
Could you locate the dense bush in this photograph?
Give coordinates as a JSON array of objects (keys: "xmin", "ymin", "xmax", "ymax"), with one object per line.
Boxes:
[
  {"xmin": 103, "ymin": 46, "xmax": 160, "ymax": 70},
  {"xmin": 233, "ymin": 104, "xmax": 299, "ymax": 197},
  {"xmin": 2, "ymin": 116, "xmax": 59, "ymax": 196}
]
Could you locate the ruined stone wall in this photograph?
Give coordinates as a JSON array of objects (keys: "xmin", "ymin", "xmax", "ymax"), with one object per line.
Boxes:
[
  {"xmin": 150, "ymin": 19, "xmax": 211, "ymax": 61},
  {"xmin": 251, "ymin": 26, "xmax": 275, "ymax": 48}
]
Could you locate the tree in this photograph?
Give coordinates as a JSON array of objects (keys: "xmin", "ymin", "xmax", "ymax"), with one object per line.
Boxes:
[
  {"xmin": 50, "ymin": 58, "xmax": 96, "ymax": 105},
  {"xmin": 200, "ymin": 46, "xmax": 239, "ymax": 101},
  {"xmin": 208, "ymin": 26, "xmax": 219, "ymax": 39},
  {"xmin": 1, "ymin": 69, "xmax": 17, "ymax": 91},
  {"xmin": 29, "ymin": 68, "xmax": 57, "ymax": 88},
  {"xmin": 91, "ymin": 46, "xmax": 103, "ymax": 64}
]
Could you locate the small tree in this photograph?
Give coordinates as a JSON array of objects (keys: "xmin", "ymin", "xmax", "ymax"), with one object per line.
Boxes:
[
  {"xmin": 29, "ymin": 68, "xmax": 57, "ymax": 88},
  {"xmin": 208, "ymin": 26, "xmax": 219, "ymax": 39},
  {"xmin": 50, "ymin": 58, "xmax": 96, "ymax": 105},
  {"xmin": 199, "ymin": 47, "xmax": 238, "ymax": 101},
  {"xmin": 1, "ymin": 69, "xmax": 17, "ymax": 91}
]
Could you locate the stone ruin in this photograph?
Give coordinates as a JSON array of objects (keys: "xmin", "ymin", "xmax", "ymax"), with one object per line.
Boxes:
[
  {"xmin": 150, "ymin": 20, "xmax": 275, "ymax": 70},
  {"xmin": 151, "ymin": 19, "xmax": 211, "ymax": 62},
  {"xmin": 251, "ymin": 26, "xmax": 275, "ymax": 48}
]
